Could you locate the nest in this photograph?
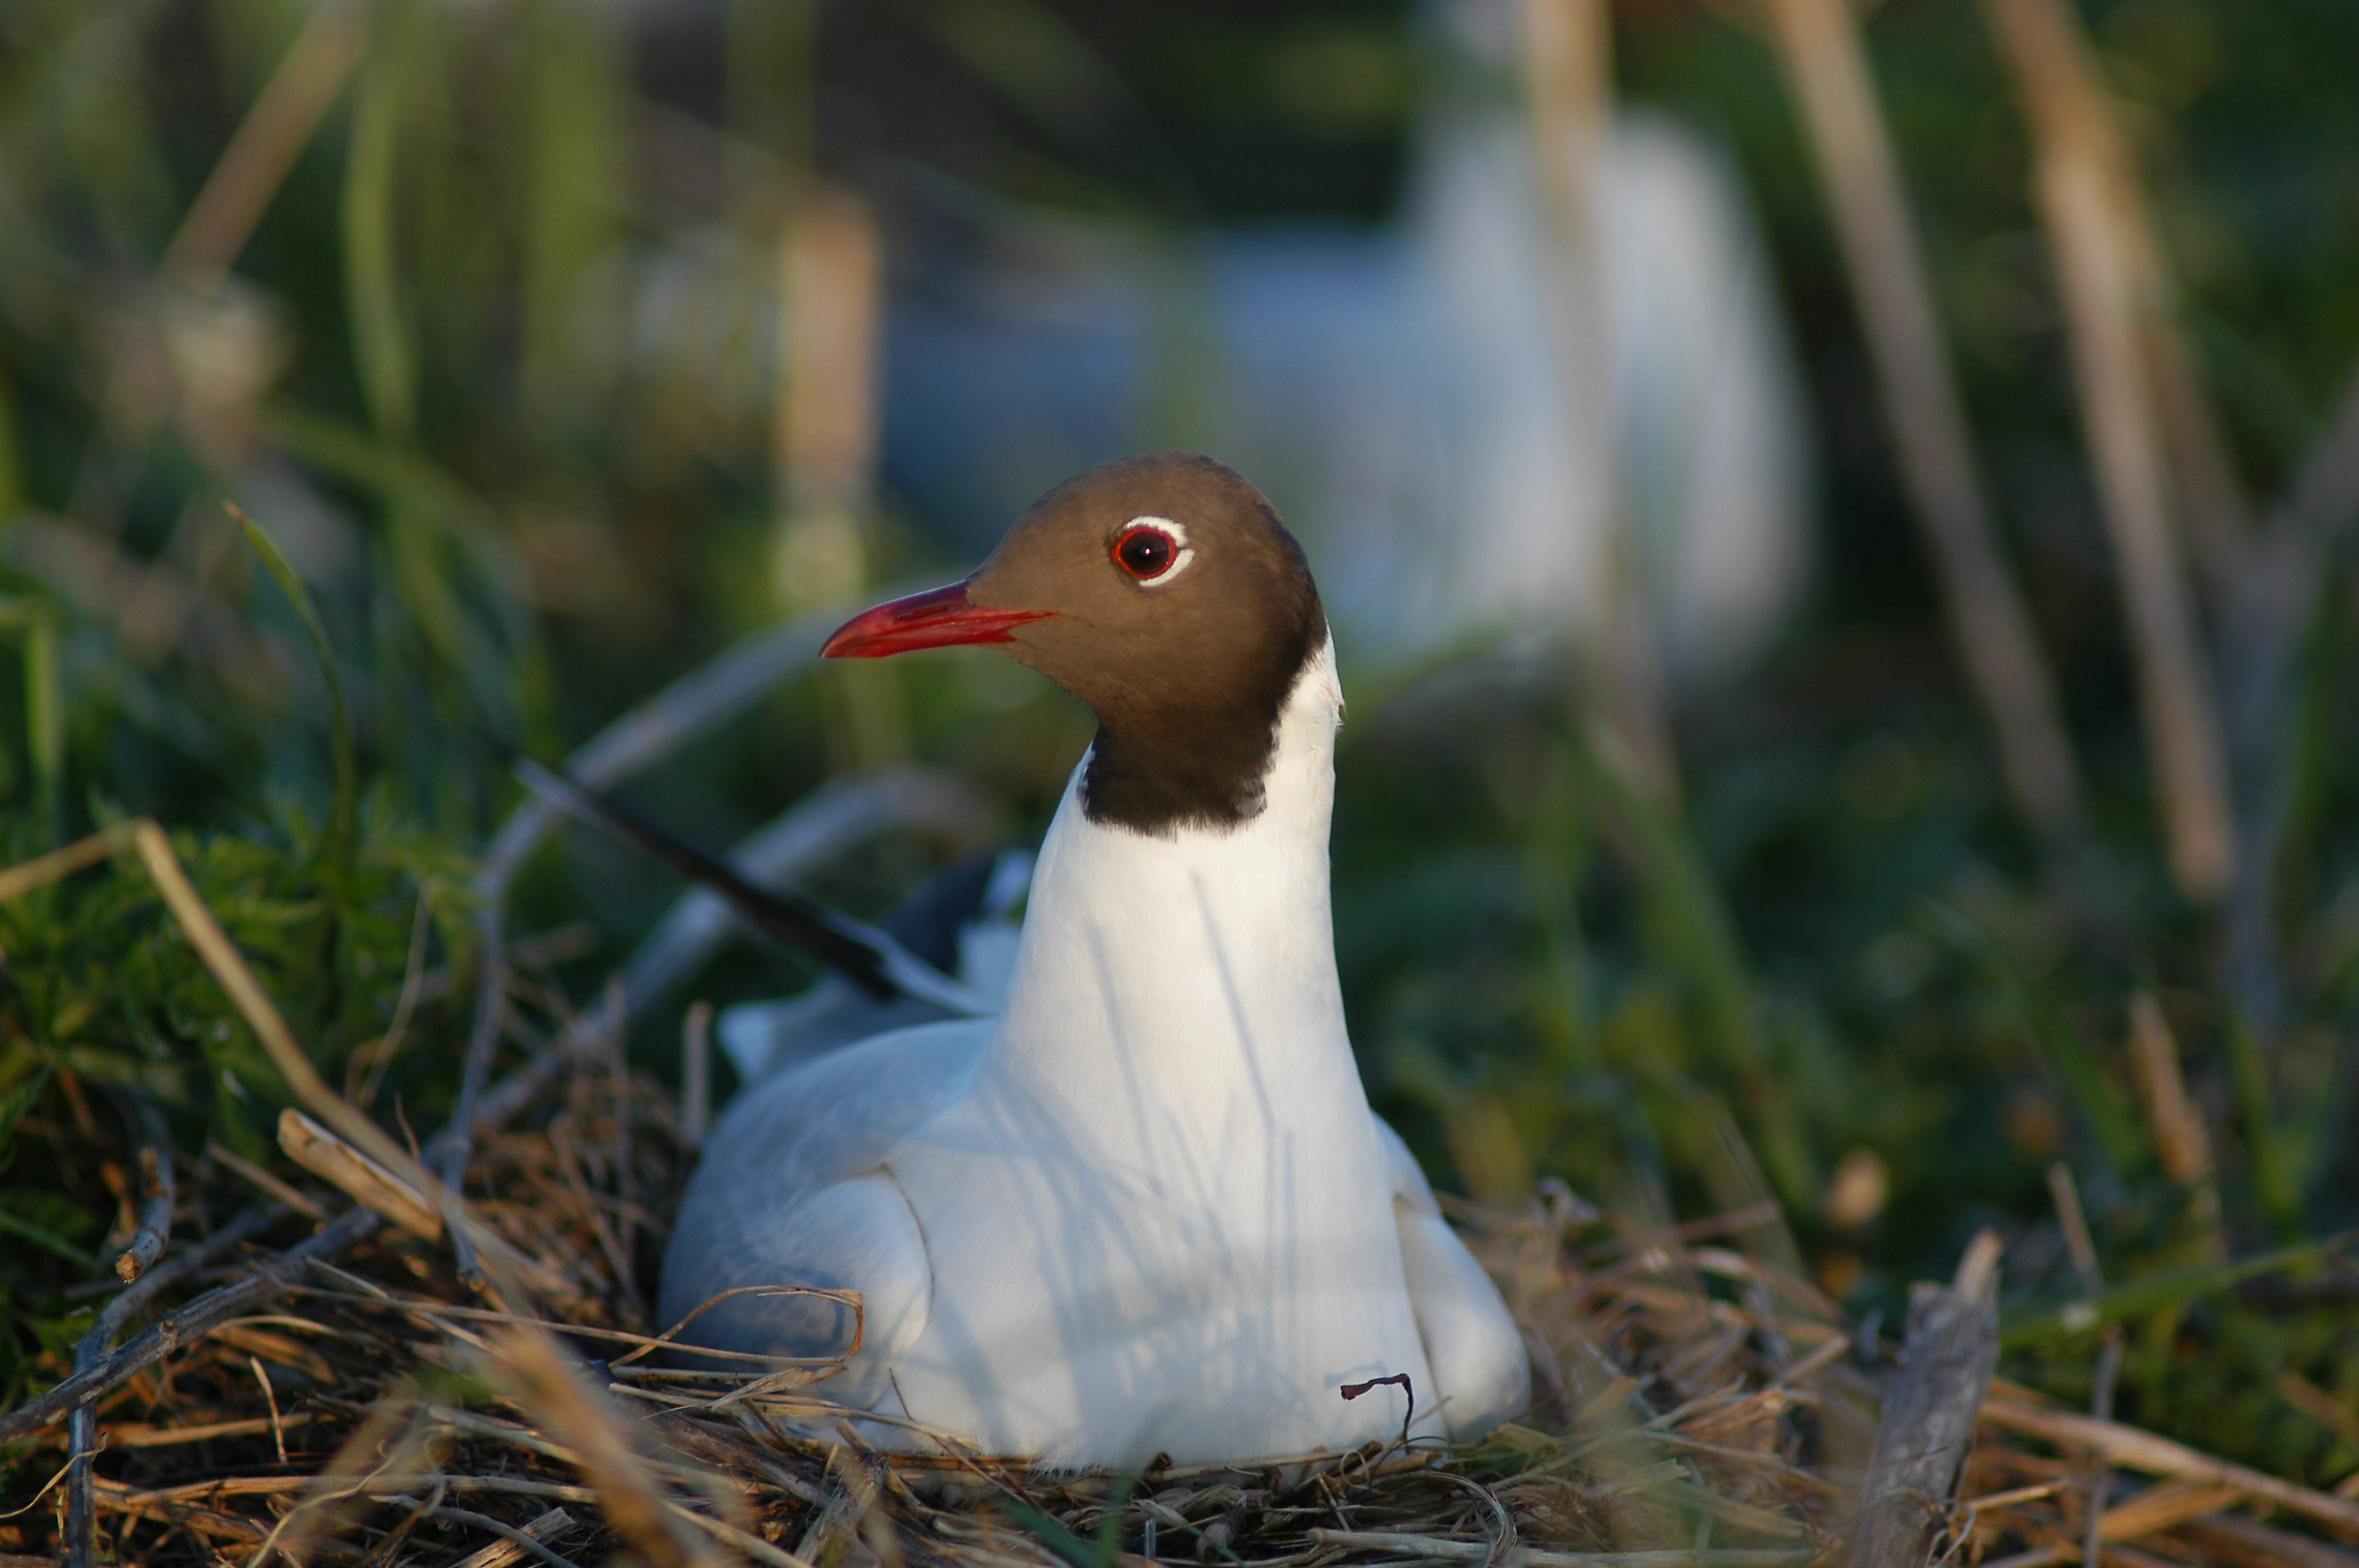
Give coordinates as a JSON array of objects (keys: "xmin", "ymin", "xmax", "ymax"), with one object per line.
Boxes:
[
  {"xmin": 12, "ymin": 1028, "xmax": 2359, "ymax": 1568},
  {"xmin": 0, "ymin": 814, "xmax": 2352, "ymax": 1568}
]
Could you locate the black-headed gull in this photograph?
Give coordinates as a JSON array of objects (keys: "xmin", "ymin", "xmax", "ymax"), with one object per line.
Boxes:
[{"xmin": 660, "ymin": 451, "xmax": 1528, "ymax": 1465}]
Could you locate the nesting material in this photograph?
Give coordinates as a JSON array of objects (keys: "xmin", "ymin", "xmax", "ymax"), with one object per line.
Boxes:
[{"xmin": 10, "ymin": 1049, "xmax": 2355, "ymax": 1568}]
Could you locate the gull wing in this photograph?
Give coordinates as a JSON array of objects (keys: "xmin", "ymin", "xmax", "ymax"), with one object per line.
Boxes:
[
  {"xmin": 1372, "ymin": 1114, "xmax": 1532, "ymax": 1438},
  {"xmin": 660, "ymin": 1017, "xmax": 994, "ymax": 1406}
]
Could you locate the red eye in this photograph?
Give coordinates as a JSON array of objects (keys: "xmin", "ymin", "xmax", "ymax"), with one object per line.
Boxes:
[{"xmin": 1112, "ymin": 527, "xmax": 1177, "ymax": 580}]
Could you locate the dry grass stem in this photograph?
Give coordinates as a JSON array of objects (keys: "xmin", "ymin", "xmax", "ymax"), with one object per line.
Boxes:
[
  {"xmin": 1980, "ymin": 0, "xmax": 2237, "ymax": 899},
  {"xmin": 1976, "ymin": 1393, "xmax": 2359, "ymax": 1534},
  {"xmin": 2124, "ymin": 995, "xmax": 2212, "ymax": 1187},
  {"xmin": 779, "ymin": 189, "xmax": 883, "ymax": 522},
  {"xmin": 278, "ymin": 1108, "xmax": 443, "ymax": 1240},
  {"xmin": 160, "ymin": 0, "xmax": 369, "ymax": 286},
  {"xmin": 1518, "ymin": 0, "xmax": 1679, "ymax": 803},
  {"xmin": 480, "ymin": 1323, "xmax": 730, "ymax": 1568},
  {"xmin": 1757, "ymin": 0, "xmax": 2084, "ymax": 852}
]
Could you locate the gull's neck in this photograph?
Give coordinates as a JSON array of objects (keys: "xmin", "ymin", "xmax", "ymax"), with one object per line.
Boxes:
[{"xmin": 987, "ymin": 637, "xmax": 1351, "ymax": 1102}]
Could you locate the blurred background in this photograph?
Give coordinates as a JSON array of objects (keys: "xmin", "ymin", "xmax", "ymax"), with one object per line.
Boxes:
[{"xmin": 2, "ymin": 0, "xmax": 2357, "ymax": 1487}]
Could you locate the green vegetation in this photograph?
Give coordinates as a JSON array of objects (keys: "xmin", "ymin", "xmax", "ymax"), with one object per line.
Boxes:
[{"xmin": 0, "ymin": 0, "xmax": 2354, "ymax": 1530}]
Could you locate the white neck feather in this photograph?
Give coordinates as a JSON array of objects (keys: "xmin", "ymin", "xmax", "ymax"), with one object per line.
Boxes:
[{"xmin": 988, "ymin": 636, "xmax": 1352, "ymax": 1107}]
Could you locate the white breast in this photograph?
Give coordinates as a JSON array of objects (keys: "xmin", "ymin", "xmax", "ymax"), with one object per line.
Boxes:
[{"xmin": 878, "ymin": 639, "xmax": 1437, "ymax": 1465}]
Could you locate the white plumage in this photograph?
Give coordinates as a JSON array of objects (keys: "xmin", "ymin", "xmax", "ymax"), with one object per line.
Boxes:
[{"xmin": 661, "ymin": 638, "xmax": 1529, "ymax": 1465}]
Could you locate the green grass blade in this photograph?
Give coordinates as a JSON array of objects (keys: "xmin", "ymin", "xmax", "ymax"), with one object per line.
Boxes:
[
  {"xmin": 262, "ymin": 406, "xmax": 525, "ymax": 729},
  {"xmin": 520, "ymin": 0, "xmax": 623, "ymax": 440},
  {"xmin": 0, "ymin": 356, "xmax": 25, "ymax": 517},
  {"xmin": 24, "ymin": 600, "xmax": 60, "ymax": 843},
  {"xmin": 231, "ymin": 505, "xmax": 357, "ymax": 880},
  {"xmin": 0, "ymin": 1204, "xmax": 97, "ymax": 1270},
  {"xmin": 343, "ymin": 3, "xmax": 416, "ymax": 440},
  {"xmin": 2225, "ymin": 1011, "xmax": 2306, "ymax": 1240},
  {"xmin": 0, "ymin": 1065, "xmax": 51, "ymax": 1156},
  {"xmin": 2000, "ymin": 1229, "xmax": 2357, "ymax": 1347},
  {"xmin": 1581, "ymin": 728, "xmax": 1762, "ymax": 1074},
  {"xmin": 1928, "ymin": 901, "xmax": 2145, "ymax": 1174}
]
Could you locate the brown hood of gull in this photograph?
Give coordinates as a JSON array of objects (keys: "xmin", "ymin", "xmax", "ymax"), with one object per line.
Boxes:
[{"xmin": 831, "ymin": 450, "xmax": 1329, "ymax": 837}]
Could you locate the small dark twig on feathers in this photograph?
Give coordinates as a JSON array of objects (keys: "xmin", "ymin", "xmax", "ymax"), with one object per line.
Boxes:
[{"xmin": 1341, "ymin": 1372, "xmax": 1418, "ymax": 1450}]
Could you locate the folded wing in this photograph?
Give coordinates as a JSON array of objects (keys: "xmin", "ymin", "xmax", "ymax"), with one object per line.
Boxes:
[{"xmin": 1373, "ymin": 1116, "xmax": 1532, "ymax": 1438}]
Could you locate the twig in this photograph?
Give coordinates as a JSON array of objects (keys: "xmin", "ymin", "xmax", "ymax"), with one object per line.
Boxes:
[
  {"xmin": 1981, "ymin": 0, "xmax": 2236, "ymax": 900},
  {"xmin": 1757, "ymin": 0, "xmax": 2085, "ymax": 854},
  {"xmin": 442, "ymin": 593, "xmax": 907, "ymax": 1203},
  {"xmin": 433, "ymin": 1506, "xmax": 587, "ymax": 1568},
  {"xmin": 1848, "ymin": 1230, "xmax": 2002, "ymax": 1568},
  {"xmin": 1341, "ymin": 1373, "xmax": 1418, "ymax": 1450},
  {"xmin": 5, "ymin": 1207, "xmax": 376, "ymax": 1446},
  {"xmin": 0, "ymin": 820, "xmax": 578, "ymax": 1305},
  {"xmin": 245, "ymin": 1392, "xmax": 438, "ymax": 1568},
  {"xmin": 605, "ymin": 978, "xmax": 636, "ymax": 1271},
  {"xmin": 60, "ymin": 1203, "xmax": 278, "ymax": 1566},
  {"xmin": 208, "ymin": 1141, "xmax": 329, "ymax": 1220},
  {"xmin": 0, "ymin": 615, "xmax": 961, "ymax": 1469},
  {"xmin": 2179, "ymin": 1512, "xmax": 2359, "ymax": 1568},
  {"xmin": 2277, "ymin": 1370, "xmax": 2359, "ymax": 1453},
  {"xmin": 84, "ymin": 1475, "xmax": 271, "ymax": 1548},
  {"xmin": 107, "ymin": 1413, "xmax": 318, "ymax": 1450},
  {"xmin": 1423, "ymin": 1472, "xmax": 1518, "ymax": 1566},
  {"xmin": 249, "ymin": 1356, "xmax": 289, "ymax": 1465},
  {"xmin": 9, "ymin": 818, "xmax": 486, "ymax": 1256},
  {"xmin": 1966, "ymin": 1479, "xmax": 2252, "ymax": 1568},
  {"xmin": 617, "ymin": 768, "xmax": 994, "ymax": 1015},
  {"xmin": 5, "ymin": 1009, "xmax": 611, "ymax": 1446},
  {"xmin": 113, "ymin": 1105, "xmax": 176, "ymax": 1282},
  {"xmin": 514, "ymin": 758, "xmax": 987, "ymax": 1013}
]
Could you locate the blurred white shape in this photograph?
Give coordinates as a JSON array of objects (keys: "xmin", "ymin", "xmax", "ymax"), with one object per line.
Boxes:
[
  {"xmin": 1209, "ymin": 109, "xmax": 1812, "ymax": 685},
  {"xmin": 879, "ymin": 106, "xmax": 1813, "ymax": 688}
]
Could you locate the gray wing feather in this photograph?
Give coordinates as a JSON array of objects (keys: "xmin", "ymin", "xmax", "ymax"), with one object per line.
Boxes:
[
  {"xmin": 1372, "ymin": 1115, "xmax": 1532, "ymax": 1438},
  {"xmin": 660, "ymin": 1017, "xmax": 993, "ymax": 1396}
]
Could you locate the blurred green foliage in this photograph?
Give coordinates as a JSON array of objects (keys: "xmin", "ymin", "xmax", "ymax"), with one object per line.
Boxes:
[{"xmin": 0, "ymin": 0, "xmax": 2354, "ymax": 1497}]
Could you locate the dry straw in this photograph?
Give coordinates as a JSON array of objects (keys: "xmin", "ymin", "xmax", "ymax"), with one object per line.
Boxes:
[{"xmin": 8, "ymin": 960, "xmax": 2352, "ymax": 1568}]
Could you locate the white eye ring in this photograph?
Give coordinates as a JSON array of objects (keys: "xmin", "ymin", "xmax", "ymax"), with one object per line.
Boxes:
[{"xmin": 1112, "ymin": 515, "xmax": 1195, "ymax": 587}]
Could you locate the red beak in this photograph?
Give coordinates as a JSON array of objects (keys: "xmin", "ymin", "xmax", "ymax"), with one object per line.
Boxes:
[{"xmin": 820, "ymin": 580, "xmax": 1054, "ymax": 659}]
